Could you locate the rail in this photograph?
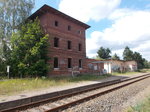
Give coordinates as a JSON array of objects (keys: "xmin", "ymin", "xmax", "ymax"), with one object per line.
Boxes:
[{"xmin": 1, "ymin": 73, "xmax": 150, "ymax": 112}]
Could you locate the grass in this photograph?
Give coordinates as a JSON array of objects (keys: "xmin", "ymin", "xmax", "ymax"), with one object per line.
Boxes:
[
  {"xmin": 112, "ymin": 71, "xmax": 140, "ymax": 76},
  {"xmin": 0, "ymin": 74, "xmax": 110, "ymax": 96},
  {"xmin": 112, "ymin": 69, "xmax": 150, "ymax": 76},
  {"xmin": 1, "ymin": 69, "xmax": 149, "ymax": 96},
  {"xmin": 139, "ymin": 69, "xmax": 150, "ymax": 73},
  {"xmin": 127, "ymin": 96, "xmax": 150, "ymax": 112},
  {"xmin": 0, "ymin": 75, "xmax": 8, "ymax": 80}
]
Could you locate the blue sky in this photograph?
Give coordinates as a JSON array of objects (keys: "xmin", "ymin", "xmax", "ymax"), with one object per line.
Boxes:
[{"xmin": 33, "ymin": 0, "xmax": 150, "ymax": 61}]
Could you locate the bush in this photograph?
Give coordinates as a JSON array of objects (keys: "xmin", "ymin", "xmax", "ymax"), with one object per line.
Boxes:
[{"xmin": 10, "ymin": 18, "xmax": 50, "ymax": 78}]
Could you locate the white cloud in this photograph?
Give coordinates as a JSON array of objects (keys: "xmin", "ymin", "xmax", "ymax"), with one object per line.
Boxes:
[
  {"xmin": 86, "ymin": 9, "xmax": 150, "ymax": 60},
  {"xmin": 59, "ymin": 0, "xmax": 121, "ymax": 22},
  {"xmin": 58, "ymin": 0, "xmax": 150, "ymax": 60}
]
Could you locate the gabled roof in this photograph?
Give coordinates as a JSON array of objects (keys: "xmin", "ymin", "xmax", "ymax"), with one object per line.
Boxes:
[{"xmin": 28, "ymin": 4, "xmax": 90, "ymax": 29}]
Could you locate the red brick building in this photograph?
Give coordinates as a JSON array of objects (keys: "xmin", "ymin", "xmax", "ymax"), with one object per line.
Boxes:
[
  {"xmin": 85, "ymin": 58, "xmax": 104, "ymax": 74},
  {"xmin": 29, "ymin": 5, "xmax": 90, "ymax": 76}
]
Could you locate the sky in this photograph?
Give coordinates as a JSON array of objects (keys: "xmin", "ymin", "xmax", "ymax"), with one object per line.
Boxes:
[{"xmin": 33, "ymin": 0, "xmax": 150, "ymax": 61}]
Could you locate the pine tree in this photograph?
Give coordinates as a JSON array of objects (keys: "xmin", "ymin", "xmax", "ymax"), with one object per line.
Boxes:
[
  {"xmin": 97, "ymin": 47, "xmax": 111, "ymax": 59},
  {"xmin": 112, "ymin": 53, "xmax": 120, "ymax": 60},
  {"xmin": 123, "ymin": 46, "xmax": 133, "ymax": 61}
]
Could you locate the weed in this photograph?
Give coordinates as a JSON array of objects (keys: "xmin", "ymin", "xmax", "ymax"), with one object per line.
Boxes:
[{"xmin": 0, "ymin": 74, "xmax": 110, "ymax": 95}]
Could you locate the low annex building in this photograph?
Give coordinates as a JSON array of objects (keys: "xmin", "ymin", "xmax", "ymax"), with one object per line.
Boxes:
[
  {"xmin": 86, "ymin": 59, "xmax": 138, "ymax": 74},
  {"xmin": 85, "ymin": 58, "xmax": 104, "ymax": 74},
  {"xmin": 29, "ymin": 5, "xmax": 90, "ymax": 76},
  {"xmin": 104, "ymin": 60, "xmax": 138, "ymax": 73}
]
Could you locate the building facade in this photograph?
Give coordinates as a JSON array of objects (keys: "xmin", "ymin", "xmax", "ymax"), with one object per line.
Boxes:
[
  {"xmin": 104, "ymin": 60, "xmax": 137, "ymax": 73},
  {"xmin": 85, "ymin": 58, "xmax": 104, "ymax": 74},
  {"xmin": 124, "ymin": 61, "xmax": 137, "ymax": 71},
  {"xmin": 29, "ymin": 5, "xmax": 90, "ymax": 76}
]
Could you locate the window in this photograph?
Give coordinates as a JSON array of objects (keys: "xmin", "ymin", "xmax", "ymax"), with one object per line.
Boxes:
[
  {"xmin": 79, "ymin": 59, "xmax": 82, "ymax": 68},
  {"xmin": 55, "ymin": 21, "xmax": 58, "ymax": 27},
  {"xmin": 67, "ymin": 41, "xmax": 71, "ymax": 49},
  {"xmin": 78, "ymin": 43, "xmax": 82, "ymax": 51},
  {"xmin": 54, "ymin": 37, "xmax": 59, "ymax": 47},
  {"xmin": 78, "ymin": 30, "xmax": 81, "ymax": 34},
  {"xmin": 68, "ymin": 25, "xmax": 71, "ymax": 31},
  {"xmin": 54, "ymin": 57, "xmax": 59, "ymax": 68},
  {"xmin": 68, "ymin": 58, "xmax": 72, "ymax": 68}
]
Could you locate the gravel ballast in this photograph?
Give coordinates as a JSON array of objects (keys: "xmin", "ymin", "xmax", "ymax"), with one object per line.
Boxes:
[
  {"xmin": 21, "ymin": 75, "xmax": 149, "ymax": 112},
  {"xmin": 64, "ymin": 77, "xmax": 150, "ymax": 112}
]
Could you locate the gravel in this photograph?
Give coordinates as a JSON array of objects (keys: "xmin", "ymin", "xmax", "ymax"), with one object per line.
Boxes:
[
  {"xmin": 21, "ymin": 74, "xmax": 150, "ymax": 112},
  {"xmin": 64, "ymin": 77, "xmax": 150, "ymax": 112}
]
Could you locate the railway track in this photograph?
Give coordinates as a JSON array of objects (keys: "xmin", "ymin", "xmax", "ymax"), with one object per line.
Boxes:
[{"xmin": 1, "ymin": 73, "xmax": 150, "ymax": 112}]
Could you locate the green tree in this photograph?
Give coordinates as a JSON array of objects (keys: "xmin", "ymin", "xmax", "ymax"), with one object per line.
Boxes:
[
  {"xmin": 97, "ymin": 47, "xmax": 111, "ymax": 59},
  {"xmin": 10, "ymin": 18, "xmax": 49, "ymax": 77},
  {"xmin": 111, "ymin": 53, "xmax": 120, "ymax": 60},
  {"xmin": 0, "ymin": 0, "xmax": 35, "ymax": 71},
  {"xmin": 123, "ymin": 46, "xmax": 147, "ymax": 69},
  {"xmin": 142, "ymin": 58, "xmax": 150, "ymax": 68},
  {"xmin": 132, "ymin": 51, "xmax": 144, "ymax": 69},
  {"xmin": 123, "ymin": 46, "xmax": 134, "ymax": 61},
  {"xmin": 0, "ymin": 58, "xmax": 6, "ymax": 76}
]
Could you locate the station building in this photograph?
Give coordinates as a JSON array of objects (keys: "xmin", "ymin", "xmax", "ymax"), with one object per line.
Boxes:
[
  {"xmin": 29, "ymin": 5, "xmax": 137, "ymax": 76},
  {"xmin": 29, "ymin": 4, "xmax": 90, "ymax": 76}
]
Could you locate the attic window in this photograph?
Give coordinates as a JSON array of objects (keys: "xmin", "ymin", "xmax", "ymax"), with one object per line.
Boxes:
[
  {"xmin": 68, "ymin": 25, "xmax": 71, "ymax": 31},
  {"xmin": 55, "ymin": 21, "xmax": 58, "ymax": 27},
  {"xmin": 78, "ymin": 30, "xmax": 81, "ymax": 34}
]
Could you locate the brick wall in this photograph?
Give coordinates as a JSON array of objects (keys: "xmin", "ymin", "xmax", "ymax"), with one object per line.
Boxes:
[
  {"xmin": 85, "ymin": 58, "xmax": 104, "ymax": 74},
  {"xmin": 38, "ymin": 10, "xmax": 87, "ymax": 76}
]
